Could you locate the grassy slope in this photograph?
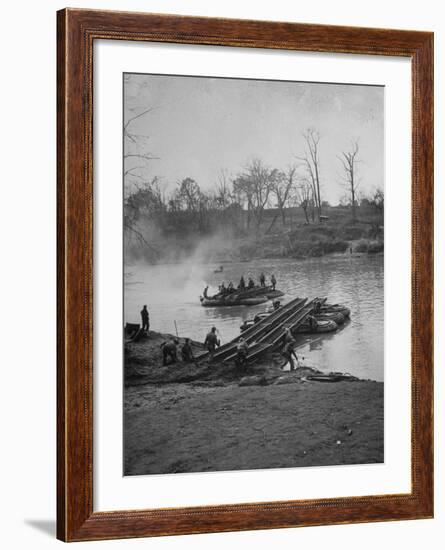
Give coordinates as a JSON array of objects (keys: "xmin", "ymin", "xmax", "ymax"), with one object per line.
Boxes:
[{"xmin": 126, "ymin": 205, "xmax": 384, "ymax": 263}]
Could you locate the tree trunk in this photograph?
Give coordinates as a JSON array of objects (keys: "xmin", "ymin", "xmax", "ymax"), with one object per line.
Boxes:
[
  {"xmin": 351, "ymin": 173, "xmax": 356, "ymax": 223},
  {"xmin": 266, "ymin": 212, "xmax": 279, "ymax": 234},
  {"xmin": 314, "ymin": 165, "xmax": 322, "ymax": 222}
]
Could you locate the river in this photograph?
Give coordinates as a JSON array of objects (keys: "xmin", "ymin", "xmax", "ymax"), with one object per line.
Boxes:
[{"xmin": 124, "ymin": 254, "xmax": 384, "ymax": 381}]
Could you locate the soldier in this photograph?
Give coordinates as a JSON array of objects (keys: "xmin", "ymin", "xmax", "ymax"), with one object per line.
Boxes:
[
  {"xmin": 181, "ymin": 338, "xmax": 194, "ymax": 363},
  {"xmin": 235, "ymin": 337, "xmax": 249, "ymax": 371},
  {"xmin": 270, "ymin": 274, "xmax": 277, "ymax": 290},
  {"xmin": 239, "ymin": 276, "xmax": 246, "ymax": 290},
  {"xmin": 160, "ymin": 339, "xmax": 178, "ymax": 366},
  {"xmin": 283, "ymin": 327, "xmax": 294, "ymax": 345},
  {"xmin": 248, "ymin": 277, "xmax": 255, "ymax": 289},
  {"xmin": 204, "ymin": 327, "xmax": 220, "ymax": 359},
  {"xmin": 140, "ymin": 305, "xmax": 150, "ymax": 332},
  {"xmin": 308, "ymin": 315, "xmax": 318, "ymax": 331},
  {"xmin": 282, "ymin": 328, "xmax": 299, "ymax": 371},
  {"xmin": 259, "ymin": 272, "xmax": 266, "ymax": 287}
]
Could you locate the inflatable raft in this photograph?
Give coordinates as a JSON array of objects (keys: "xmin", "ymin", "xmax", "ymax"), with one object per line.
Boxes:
[
  {"xmin": 307, "ymin": 372, "xmax": 356, "ymax": 382},
  {"xmin": 296, "ymin": 319, "xmax": 338, "ymax": 334},
  {"xmin": 321, "ymin": 304, "xmax": 351, "ymax": 318},
  {"xmin": 315, "ymin": 311, "xmax": 345, "ymax": 324},
  {"xmin": 200, "ymin": 285, "xmax": 284, "ymax": 307},
  {"xmin": 201, "ymin": 295, "xmax": 268, "ymax": 307}
]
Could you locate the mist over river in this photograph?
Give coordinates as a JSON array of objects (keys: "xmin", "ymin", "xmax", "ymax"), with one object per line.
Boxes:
[{"xmin": 124, "ymin": 254, "xmax": 384, "ymax": 381}]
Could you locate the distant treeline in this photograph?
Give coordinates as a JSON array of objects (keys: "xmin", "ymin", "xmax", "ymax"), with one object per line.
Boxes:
[
  {"xmin": 124, "ymin": 157, "xmax": 383, "ymax": 251},
  {"xmin": 124, "ymin": 118, "xmax": 383, "ymax": 261}
]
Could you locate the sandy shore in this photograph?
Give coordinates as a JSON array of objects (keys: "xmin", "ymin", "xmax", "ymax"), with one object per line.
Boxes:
[{"xmin": 124, "ymin": 332, "xmax": 383, "ymax": 475}]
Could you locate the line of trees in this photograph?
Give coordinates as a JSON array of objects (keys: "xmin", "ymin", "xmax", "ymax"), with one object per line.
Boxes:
[
  {"xmin": 124, "ymin": 157, "xmax": 383, "ymax": 245},
  {"xmin": 123, "ymin": 104, "xmax": 383, "ymax": 246}
]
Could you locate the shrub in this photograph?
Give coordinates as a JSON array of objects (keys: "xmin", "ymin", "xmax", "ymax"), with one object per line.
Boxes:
[
  {"xmin": 340, "ymin": 225, "xmax": 367, "ymax": 240},
  {"xmin": 309, "ymin": 244, "xmax": 324, "ymax": 257},
  {"xmin": 368, "ymin": 241, "xmax": 384, "ymax": 254},
  {"xmin": 355, "ymin": 240, "xmax": 369, "ymax": 253},
  {"xmin": 323, "ymin": 240, "xmax": 349, "ymax": 253}
]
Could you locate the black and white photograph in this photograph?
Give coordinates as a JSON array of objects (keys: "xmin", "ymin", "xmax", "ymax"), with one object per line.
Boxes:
[
  {"xmin": 123, "ymin": 73, "xmax": 384, "ymax": 476},
  {"xmin": 0, "ymin": 0, "xmax": 439, "ymax": 546}
]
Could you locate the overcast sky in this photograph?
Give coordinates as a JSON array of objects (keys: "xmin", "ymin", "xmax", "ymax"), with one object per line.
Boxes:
[{"xmin": 124, "ymin": 73, "xmax": 384, "ymax": 205}]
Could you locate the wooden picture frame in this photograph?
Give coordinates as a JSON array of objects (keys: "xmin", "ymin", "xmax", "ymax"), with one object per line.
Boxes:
[{"xmin": 57, "ymin": 8, "xmax": 433, "ymax": 542}]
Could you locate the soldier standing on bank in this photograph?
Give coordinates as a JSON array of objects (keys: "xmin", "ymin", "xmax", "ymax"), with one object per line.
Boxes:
[
  {"xmin": 141, "ymin": 305, "xmax": 150, "ymax": 332},
  {"xmin": 204, "ymin": 327, "xmax": 220, "ymax": 359}
]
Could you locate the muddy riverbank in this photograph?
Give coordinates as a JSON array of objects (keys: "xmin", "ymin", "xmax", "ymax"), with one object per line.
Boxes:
[{"xmin": 124, "ymin": 331, "xmax": 384, "ymax": 475}]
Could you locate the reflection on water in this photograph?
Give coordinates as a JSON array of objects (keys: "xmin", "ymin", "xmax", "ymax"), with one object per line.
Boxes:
[{"xmin": 124, "ymin": 255, "xmax": 384, "ymax": 381}]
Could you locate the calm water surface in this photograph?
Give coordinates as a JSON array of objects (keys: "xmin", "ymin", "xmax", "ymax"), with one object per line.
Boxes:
[{"xmin": 125, "ymin": 255, "xmax": 384, "ymax": 381}]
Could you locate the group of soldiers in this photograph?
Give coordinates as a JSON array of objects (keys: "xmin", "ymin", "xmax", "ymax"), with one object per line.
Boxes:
[
  {"xmin": 160, "ymin": 326, "xmax": 221, "ymax": 367},
  {"xmin": 233, "ymin": 327, "xmax": 300, "ymax": 371},
  {"xmin": 159, "ymin": 326, "xmax": 299, "ymax": 370},
  {"xmin": 139, "ymin": 297, "xmax": 301, "ymax": 371},
  {"xmin": 214, "ymin": 273, "xmax": 277, "ymax": 295},
  {"xmin": 140, "ymin": 305, "xmax": 222, "ymax": 367},
  {"xmin": 139, "ymin": 305, "xmax": 195, "ymax": 366},
  {"xmin": 160, "ymin": 337, "xmax": 195, "ymax": 366}
]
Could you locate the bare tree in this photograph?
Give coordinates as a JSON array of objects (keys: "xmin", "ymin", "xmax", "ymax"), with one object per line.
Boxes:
[
  {"xmin": 123, "ymin": 179, "xmax": 164, "ymax": 258},
  {"xmin": 213, "ymin": 169, "xmax": 244, "ymax": 231},
  {"xmin": 292, "ymin": 178, "xmax": 314, "ymax": 224},
  {"xmin": 123, "ymin": 77, "xmax": 163, "ymax": 254},
  {"xmin": 234, "ymin": 159, "xmax": 277, "ymax": 231},
  {"xmin": 338, "ymin": 141, "xmax": 360, "ymax": 223},
  {"xmin": 266, "ymin": 165, "xmax": 297, "ymax": 232},
  {"xmin": 174, "ymin": 178, "xmax": 213, "ymax": 233},
  {"xmin": 175, "ymin": 178, "xmax": 201, "ymax": 212},
  {"xmin": 123, "ymin": 77, "xmax": 160, "ymax": 197},
  {"xmin": 297, "ymin": 128, "xmax": 323, "ymax": 222},
  {"xmin": 214, "ymin": 169, "xmax": 234, "ymax": 214},
  {"xmin": 232, "ymin": 174, "xmax": 253, "ymax": 229},
  {"xmin": 124, "ymin": 110, "xmax": 159, "ymax": 190},
  {"xmin": 371, "ymin": 187, "xmax": 384, "ymax": 213}
]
